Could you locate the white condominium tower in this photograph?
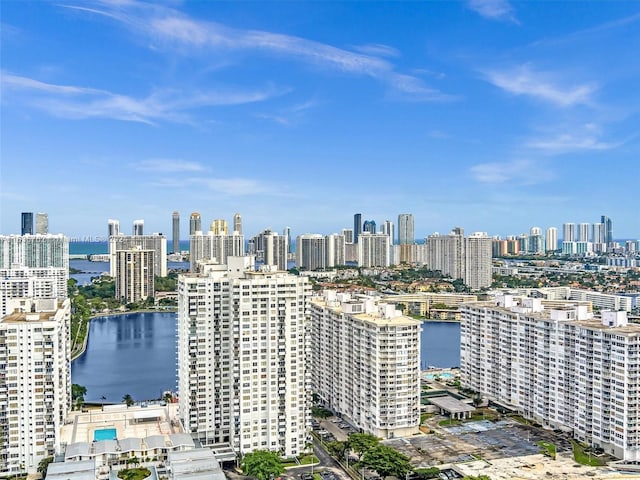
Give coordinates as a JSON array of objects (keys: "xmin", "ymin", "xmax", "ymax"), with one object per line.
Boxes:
[
  {"xmin": 114, "ymin": 248, "xmax": 155, "ymax": 303},
  {"xmin": 461, "ymin": 295, "xmax": 640, "ymax": 461},
  {"xmin": 177, "ymin": 257, "xmax": 311, "ymax": 458},
  {"xmin": 357, "ymin": 232, "xmax": 390, "ymax": 267},
  {"xmin": 0, "ymin": 298, "xmax": 71, "ymax": 475},
  {"xmin": 545, "ymin": 227, "xmax": 558, "ymax": 252},
  {"xmin": 109, "ymin": 234, "xmax": 167, "ymax": 277},
  {"xmin": 310, "ymin": 291, "xmax": 421, "ymax": 438},
  {"xmin": 296, "ymin": 234, "xmax": 346, "ymax": 270},
  {"xmin": 397, "ymin": 213, "xmax": 414, "ymax": 245},
  {"xmin": 426, "ymin": 230, "xmax": 492, "ymax": 289},
  {"xmin": 0, "ymin": 234, "xmax": 69, "ymax": 270},
  {"xmin": 190, "ymin": 231, "xmax": 245, "ymax": 272}
]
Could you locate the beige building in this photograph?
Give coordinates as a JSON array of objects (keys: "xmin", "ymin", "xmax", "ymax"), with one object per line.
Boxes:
[
  {"xmin": 114, "ymin": 248, "xmax": 154, "ymax": 303},
  {"xmin": 382, "ymin": 292, "xmax": 478, "ymax": 317},
  {"xmin": 311, "ymin": 291, "xmax": 422, "ymax": 439}
]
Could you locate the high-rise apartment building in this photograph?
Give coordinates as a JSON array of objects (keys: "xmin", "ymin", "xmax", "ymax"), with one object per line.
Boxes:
[
  {"xmin": 35, "ymin": 213, "xmax": 48, "ymax": 235},
  {"xmin": 21, "ymin": 212, "xmax": 33, "ymax": 235},
  {"xmin": 114, "ymin": 248, "xmax": 155, "ymax": 303},
  {"xmin": 397, "ymin": 213, "xmax": 414, "ymax": 245},
  {"xmin": 190, "ymin": 212, "xmax": 202, "ymax": 235},
  {"xmin": 528, "ymin": 227, "xmax": 544, "ymax": 254},
  {"xmin": 0, "ymin": 298, "xmax": 71, "ymax": 475},
  {"xmin": 189, "ymin": 231, "xmax": 245, "ymax": 272},
  {"xmin": 461, "ymin": 295, "xmax": 640, "ymax": 461},
  {"xmin": 353, "ymin": 213, "xmax": 362, "ymax": 244},
  {"xmin": 545, "ymin": 227, "xmax": 558, "ymax": 252},
  {"xmin": 342, "ymin": 228, "xmax": 354, "ymax": 244},
  {"xmin": 296, "ymin": 234, "xmax": 326, "ymax": 270},
  {"xmin": 177, "ymin": 257, "xmax": 311, "ymax": 457},
  {"xmin": 563, "ymin": 222, "xmax": 576, "ymax": 242},
  {"xmin": 362, "ymin": 220, "xmax": 377, "ymax": 234},
  {"xmin": 601, "ymin": 215, "xmax": 613, "ymax": 246},
  {"xmin": 310, "ymin": 291, "xmax": 421, "ymax": 439},
  {"xmin": 210, "ymin": 219, "xmax": 229, "ymax": 235},
  {"xmin": 172, "ymin": 211, "xmax": 180, "ymax": 254},
  {"xmin": 325, "ymin": 234, "xmax": 345, "ymax": 268},
  {"xmin": 426, "ymin": 230, "xmax": 491, "ymax": 289},
  {"xmin": 0, "ymin": 234, "xmax": 69, "ymax": 270},
  {"xmin": 109, "ymin": 234, "xmax": 167, "ymax": 277},
  {"xmin": 108, "ymin": 219, "xmax": 120, "ymax": 238},
  {"xmin": 357, "ymin": 233, "xmax": 390, "ymax": 267},
  {"xmin": 381, "ymin": 220, "xmax": 395, "ymax": 244},
  {"xmin": 0, "ymin": 267, "xmax": 68, "ymax": 317},
  {"xmin": 264, "ymin": 232, "xmax": 288, "ymax": 271},
  {"xmin": 233, "ymin": 213, "xmax": 242, "ymax": 235},
  {"xmin": 133, "ymin": 219, "xmax": 144, "ymax": 236},
  {"xmin": 578, "ymin": 222, "xmax": 591, "ymax": 242},
  {"xmin": 283, "ymin": 227, "xmax": 292, "ymax": 255}
]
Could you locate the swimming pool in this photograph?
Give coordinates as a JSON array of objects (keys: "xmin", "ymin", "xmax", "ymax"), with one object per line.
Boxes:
[
  {"xmin": 94, "ymin": 427, "xmax": 117, "ymax": 441},
  {"xmin": 425, "ymin": 372, "xmax": 454, "ymax": 380}
]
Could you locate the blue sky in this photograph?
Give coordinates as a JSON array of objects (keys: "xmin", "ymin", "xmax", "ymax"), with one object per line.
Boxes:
[{"xmin": 1, "ymin": 0, "xmax": 639, "ymax": 240}]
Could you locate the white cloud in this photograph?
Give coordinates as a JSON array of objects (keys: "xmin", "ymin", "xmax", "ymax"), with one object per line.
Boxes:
[
  {"xmin": 468, "ymin": 0, "xmax": 518, "ymax": 23},
  {"xmin": 483, "ymin": 64, "xmax": 596, "ymax": 107},
  {"xmin": 1, "ymin": 72, "xmax": 283, "ymax": 124},
  {"xmin": 62, "ymin": 1, "xmax": 451, "ymax": 102},
  {"xmin": 132, "ymin": 159, "xmax": 206, "ymax": 172},
  {"xmin": 470, "ymin": 159, "xmax": 553, "ymax": 184},
  {"xmin": 527, "ymin": 134, "xmax": 617, "ymax": 153}
]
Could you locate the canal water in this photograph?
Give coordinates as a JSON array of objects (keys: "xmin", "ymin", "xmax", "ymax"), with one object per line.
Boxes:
[{"xmin": 72, "ymin": 313, "xmax": 460, "ymax": 402}]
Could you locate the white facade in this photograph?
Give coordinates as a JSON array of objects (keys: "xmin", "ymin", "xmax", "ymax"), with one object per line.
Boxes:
[
  {"xmin": 109, "ymin": 234, "xmax": 167, "ymax": 277},
  {"xmin": 563, "ymin": 223, "xmax": 576, "ymax": 242},
  {"xmin": 461, "ymin": 296, "xmax": 640, "ymax": 461},
  {"xmin": 426, "ymin": 230, "xmax": 492, "ymax": 289},
  {"xmin": 397, "ymin": 214, "xmax": 414, "ymax": 245},
  {"xmin": 0, "ymin": 267, "xmax": 68, "ymax": 317},
  {"xmin": 545, "ymin": 227, "xmax": 558, "ymax": 252},
  {"xmin": 190, "ymin": 231, "xmax": 245, "ymax": 272},
  {"xmin": 177, "ymin": 258, "xmax": 311, "ymax": 458},
  {"xmin": 310, "ymin": 291, "xmax": 421, "ymax": 439},
  {"xmin": 0, "ymin": 298, "xmax": 71, "ymax": 475},
  {"xmin": 264, "ymin": 232, "xmax": 288, "ymax": 271},
  {"xmin": 0, "ymin": 234, "xmax": 69, "ymax": 270},
  {"xmin": 296, "ymin": 234, "xmax": 326, "ymax": 270},
  {"xmin": 357, "ymin": 233, "xmax": 390, "ymax": 267}
]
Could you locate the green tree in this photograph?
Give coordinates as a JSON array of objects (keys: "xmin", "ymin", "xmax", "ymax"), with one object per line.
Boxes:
[
  {"xmin": 326, "ymin": 441, "xmax": 349, "ymax": 460},
  {"xmin": 360, "ymin": 444, "xmax": 412, "ymax": 478},
  {"xmin": 414, "ymin": 467, "xmax": 441, "ymax": 479},
  {"xmin": 462, "ymin": 476, "xmax": 491, "ymax": 480},
  {"xmin": 348, "ymin": 433, "xmax": 379, "ymax": 457},
  {"xmin": 241, "ymin": 450, "xmax": 285, "ymax": 480},
  {"xmin": 122, "ymin": 394, "xmax": 134, "ymax": 407},
  {"xmin": 37, "ymin": 456, "xmax": 54, "ymax": 477}
]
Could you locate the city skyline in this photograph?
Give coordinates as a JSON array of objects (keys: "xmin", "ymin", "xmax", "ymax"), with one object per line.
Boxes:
[{"xmin": 2, "ymin": 2, "xmax": 639, "ymax": 237}]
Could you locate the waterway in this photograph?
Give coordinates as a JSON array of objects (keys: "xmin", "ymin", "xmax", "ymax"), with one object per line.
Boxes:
[
  {"xmin": 71, "ymin": 312, "xmax": 177, "ymax": 403},
  {"xmin": 71, "ymin": 313, "xmax": 460, "ymax": 402}
]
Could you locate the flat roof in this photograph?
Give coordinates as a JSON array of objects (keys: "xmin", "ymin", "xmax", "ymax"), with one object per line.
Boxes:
[
  {"xmin": 46, "ymin": 460, "xmax": 95, "ymax": 480},
  {"xmin": 429, "ymin": 395, "xmax": 476, "ymax": 414}
]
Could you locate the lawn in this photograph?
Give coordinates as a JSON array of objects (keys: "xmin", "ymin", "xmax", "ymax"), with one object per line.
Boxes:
[
  {"xmin": 299, "ymin": 455, "xmax": 319, "ymax": 465},
  {"xmin": 571, "ymin": 440, "xmax": 605, "ymax": 466},
  {"xmin": 438, "ymin": 418, "xmax": 462, "ymax": 426},
  {"xmin": 537, "ymin": 440, "xmax": 556, "ymax": 459},
  {"xmin": 117, "ymin": 468, "xmax": 152, "ymax": 480}
]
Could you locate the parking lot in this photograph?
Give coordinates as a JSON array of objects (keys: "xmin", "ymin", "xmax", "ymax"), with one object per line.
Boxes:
[{"xmin": 384, "ymin": 417, "xmax": 573, "ymax": 468}]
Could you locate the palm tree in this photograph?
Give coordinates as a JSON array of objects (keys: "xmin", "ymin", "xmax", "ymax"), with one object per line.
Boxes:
[{"xmin": 122, "ymin": 394, "xmax": 134, "ymax": 406}]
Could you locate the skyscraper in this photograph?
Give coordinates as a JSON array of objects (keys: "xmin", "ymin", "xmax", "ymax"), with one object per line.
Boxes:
[
  {"xmin": 296, "ymin": 234, "xmax": 326, "ymax": 270},
  {"xmin": 283, "ymin": 226, "xmax": 292, "ymax": 254},
  {"xmin": 177, "ymin": 258, "xmax": 311, "ymax": 457},
  {"xmin": 109, "ymin": 234, "xmax": 167, "ymax": 277},
  {"xmin": 397, "ymin": 213, "xmax": 414, "ymax": 245},
  {"xmin": 342, "ymin": 228, "xmax": 354, "ymax": 244},
  {"xmin": 35, "ymin": 213, "xmax": 48, "ymax": 235},
  {"xmin": 133, "ymin": 219, "xmax": 144, "ymax": 236},
  {"xmin": 578, "ymin": 223, "xmax": 591, "ymax": 242},
  {"xmin": 264, "ymin": 232, "xmax": 288, "ymax": 270},
  {"xmin": 563, "ymin": 223, "xmax": 576, "ymax": 242},
  {"xmin": 545, "ymin": 227, "xmax": 558, "ymax": 252},
  {"xmin": 0, "ymin": 298, "xmax": 71, "ymax": 474},
  {"xmin": 601, "ymin": 215, "xmax": 613, "ymax": 246},
  {"xmin": 172, "ymin": 211, "xmax": 180, "ymax": 254},
  {"xmin": 114, "ymin": 247, "xmax": 155, "ymax": 303},
  {"xmin": 190, "ymin": 212, "xmax": 202, "ymax": 235},
  {"xmin": 189, "ymin": 230, "xmax": 245, "ymax": 272},
  {"xmin": 381, "ymin": 220, "xmax": 395, "ymax": 244},
  {"xmin": 21, "ymin": 212, "xmax": 33, "ymax": 235},
  {"xmin": 310, "ymin": 291, "xmax": 421, "ymax": 439},
  {"xmin": 529, "ymin": 227, "xmax": 544, "ymax": 254},
  {"xmin": 108, "ymin": 219, "xmax": 120, "ymax": 238},
  {"xmin": 357, "ymin": 232, "xmax": 390, "ymax": 267},
  {"xmin": 233, "ymin": 213, "xmax": 242, "ymax": 234},
  {"xmin": 363, "ymin": 220, "xmax": 377, "ymax": 234},
  {"xmin": 0, "ymin": 234, "xmax": 69, "ymax": 269},
  {"xmin": 210, "ymin": 219, "xmax": 229, "ymax": 235},
  {"xmin": 426, "ymin": 229, "xmax": 491, "ymax": 289},
  {"xmin": 353, "ymin": 213, "xmax": 362, "ymax": 244}
]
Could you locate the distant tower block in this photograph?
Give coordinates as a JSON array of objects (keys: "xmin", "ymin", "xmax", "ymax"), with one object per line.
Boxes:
[
  {"xmin": 133, "ymin": 219, "xmax": 144, "ymax": 236},
  {"xmin": 233, "ymin": 213, "xmax": 242, "ymax": 235},
  {"xmin": 190, "ymin": 212, "xmax": 202, "ymax": 235},
  {"xmin": 108, "ymin": 219, "xmax": 120, "ymax": 238},
  {"xmin": 172, "ymin": 211, "xmax": 180, "ymax": 253},
  {"xmin": 21, "ymin": 212, "xmax": 33, "ymax": 235},
  {"xmin": 35, "ymin": 213, "xmax": 48, "ymax": 235}
]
